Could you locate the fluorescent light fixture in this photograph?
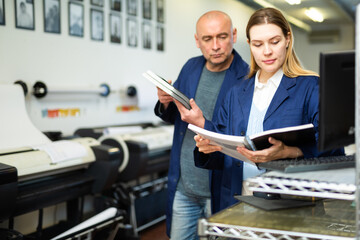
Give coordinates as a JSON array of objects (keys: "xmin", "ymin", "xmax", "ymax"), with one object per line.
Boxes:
[
  {"xmin": 305, "ymin": 8, "xmax": 324, "ymax": 22},
  {"xmin": 285, "ymin": 0, "xmax": 301, "ymax": 5},
  {"xmin": 254, "ymin": 0, "xmax": 311, "ymax": 32}
]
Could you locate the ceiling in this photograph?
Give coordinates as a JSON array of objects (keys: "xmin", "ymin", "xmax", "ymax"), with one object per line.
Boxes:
[{"xmin": 238, "ymin": 0, "xmax": 360, "ymax": 32}]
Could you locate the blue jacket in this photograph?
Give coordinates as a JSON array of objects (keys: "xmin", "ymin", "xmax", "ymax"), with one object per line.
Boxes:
[
  {"xmin": 154, "ymin": 50, "xmax": 249, "ymax": 236},
  {"xmin": 194, "ymin": 74, "xmax": 344, "ymax": 213}
]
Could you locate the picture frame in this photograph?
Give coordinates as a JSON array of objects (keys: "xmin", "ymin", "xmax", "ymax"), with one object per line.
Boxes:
[
  {"xmin": 43, "ymin": 0, "xmax": 60, "ymax": 33},
  {"xmin": 142, "ymin": 0, "xmax": 151, "ymax": 20},
  {"xmin": 127, "ymin": 18, "xmax": 138, "ymax": 47},
  {"xmin": 68, "ymin": 2, "xmax": 84, "ymax": 37},
  {"xmin": 110, "ymin": 0, "xmax": 121, "ymax": 11},
  {"xmin": 15, "ymin": 0, "xmax": 35, "ymax": 30},
  {"xmin": 91, "ymin": 0, "xmax": 104, "ymax": 7},
  {"xmin": 156, "ymin": 0, "xmax": 164, "ymax": 23},
  {"xmin": 110, "ymin": 13, "xmax": 122, "ymax": 43},
  {"xmin": 0, "ymin": 0, "xmax": 5, "ymax": 25},
  {"xmin": 91, "ymin": 9, "xmax": 104, "ymax": 41},
  {"xmin": 142, "ymin": 21, "xmax": 151, "ymax": 49},
  {"xmin": 127, "ymin": 0, "xmax": 137, "ymax": 16},
  {"xmin": 156, "ymin": 25, "xmax": 164, "ymax": 51}
]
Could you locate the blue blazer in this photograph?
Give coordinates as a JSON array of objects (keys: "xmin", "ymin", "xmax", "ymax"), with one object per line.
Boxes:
[
  {"xmin": 194, "ymin": 74, "xmax": 344, "ymax": 213},
  {"xmin": 154, "ymin": 50, "xmax": 249, "ymax": 236}
]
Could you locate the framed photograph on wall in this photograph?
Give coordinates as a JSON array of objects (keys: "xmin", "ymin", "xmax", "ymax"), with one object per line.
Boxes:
[
  {"xmin": 15, "ymin": 0, "xmax": 35, "ymax": 30},
  {"xmin": 156, "ymin": 25, "xmax": 164, "ymax": 51},
  {"xmin": 127, "ymin": 18, "xmax": 137, "ymax": 47},
  {"xmin": 0, "ymin": 0, "xmax": 5, "ymax": 25},
  {"xmin": 110, "ymin": 13, "xmax": 122, "ymax": 43},
  {"xmin": 142, "ymin": 0, "xmax": 151, "ymax": 20},
  {"xmin": 69, "ymin": 2, "xmax": 84, "ymax": 37},
  {"xmin": 156, "ymin": 0, "xmax": 164, "ymax": 23},
  {"xmin": 127, "ymin": 0, "xmax": 137, "ymax": 16},
  {"xmin": 110, "ymin": 0, "xmax": 121, "ymax": 11},
  {"xmin": 44, "ymin": 0, "xmax": 60, "ymax": 33},
  {"xmin": 91, "ymin": 9, "xmax": 104, "ymax": 41},
  {"xmin": 91, "ymin": 0, "xmax": 104, "ymax": 7},
  {"xmin": 142, "ymin": 21, "xmax": 151, "ymax": 49}
]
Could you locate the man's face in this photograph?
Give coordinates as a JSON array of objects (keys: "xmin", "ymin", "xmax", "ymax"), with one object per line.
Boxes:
[{"xmin": 195, "ymin": 16, "xmax": 236, "ymax": 71}]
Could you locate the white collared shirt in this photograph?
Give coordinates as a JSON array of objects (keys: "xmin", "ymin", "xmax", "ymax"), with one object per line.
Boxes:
[{"xmin": 253, "ymin": 69, "xmax": 284, "ymax": 111}]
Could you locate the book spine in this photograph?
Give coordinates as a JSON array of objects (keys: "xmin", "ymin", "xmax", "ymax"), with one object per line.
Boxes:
[{"xmin": 245, "ymin": 136, "xmax": 257, "ymax": 151}]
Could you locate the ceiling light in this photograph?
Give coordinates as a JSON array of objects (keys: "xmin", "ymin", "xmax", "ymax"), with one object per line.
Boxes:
[
  {"xmin": 285, "ymin": 0, "xmax": 301, "ymax": 5},
  {"xmin": 305, "ymin": 8, "xmax": 324, "ymax": 22}
]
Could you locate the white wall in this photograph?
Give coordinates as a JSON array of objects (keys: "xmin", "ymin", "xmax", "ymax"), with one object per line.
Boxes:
[
  {"xmin": 0, "ymin": 0, "xmax": 354, "ymax": 136},
  {"xmin": 0, "ymin": 0, "xmax": 254, "ymax": 136}
]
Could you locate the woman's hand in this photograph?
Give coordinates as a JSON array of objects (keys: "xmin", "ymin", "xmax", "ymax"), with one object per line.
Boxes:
[
  {"xmin": 194, "ymin": 135, "xmax": 222, "ymax": 154},
  {"xmin": 236, "ymin": 137, "xmax": 303, "ymax": 163}
]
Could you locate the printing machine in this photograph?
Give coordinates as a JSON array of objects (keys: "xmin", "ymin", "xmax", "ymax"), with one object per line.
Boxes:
[
  {"xmin": 0, "ymin": 137, "xmax": 124, "ymax": 234},
  {"xmin": 74, "ymin": 123, "xmax": 174, "ymax": 236},
  {"xmin": 75, "ymin": 123, "xmax": 174, "ymax": 182}
]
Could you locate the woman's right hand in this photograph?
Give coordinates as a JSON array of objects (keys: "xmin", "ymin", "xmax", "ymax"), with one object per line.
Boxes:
[{"xmin": 194, "ymin": 135, "xmax": 222, "ymax": 154}]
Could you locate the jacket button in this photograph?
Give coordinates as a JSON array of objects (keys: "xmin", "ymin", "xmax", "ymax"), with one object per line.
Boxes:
[
  {"xmin": 180, "ymin": 132, "xmax": 183, "ymax": 135},
  {"xmin": 237, "ymin": 162, "xmax": 241, "ymax": 167},
  {"xmin": 240, "ymin": 131, "xmax": 245, "ymax": 136}
]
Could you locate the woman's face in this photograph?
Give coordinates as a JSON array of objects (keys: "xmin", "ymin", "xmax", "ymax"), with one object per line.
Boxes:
[{"xmin": 248, "ymin": 23, "xmax": 290, "ymax": 81}]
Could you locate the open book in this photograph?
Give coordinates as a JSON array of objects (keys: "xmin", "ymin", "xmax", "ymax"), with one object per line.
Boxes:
[
  {"xmin": 188, "ymin": 123, "xmax": 315, "ymax": 164},
  {"xmin": 142, "ymin": 70, "xmax": 191, "ymax": 110}
]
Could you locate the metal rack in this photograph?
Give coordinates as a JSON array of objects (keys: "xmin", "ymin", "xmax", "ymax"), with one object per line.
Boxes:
[
  {"xmin": 246, "ymin": 169, "xmax": 356, "ymax": 201},
  {"xmin": 198, "ymin": 198, "xmax": 355, "ymax": 240}
]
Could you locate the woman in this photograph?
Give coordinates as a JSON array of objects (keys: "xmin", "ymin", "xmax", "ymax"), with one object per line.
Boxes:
[{"xmin": 192, "ymin": 7, "xmax": 344, "ymax": 213}]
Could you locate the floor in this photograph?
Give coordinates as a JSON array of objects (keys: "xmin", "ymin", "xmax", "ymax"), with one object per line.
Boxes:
[{"xmin": 139, "ymin": 220, "xmax": 169, "ymax": 240}]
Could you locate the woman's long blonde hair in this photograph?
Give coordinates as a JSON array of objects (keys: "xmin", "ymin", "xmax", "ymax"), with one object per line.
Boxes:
[{"xmin": 246, "ymin": 8, "xmax": 318, "ymax": 78}]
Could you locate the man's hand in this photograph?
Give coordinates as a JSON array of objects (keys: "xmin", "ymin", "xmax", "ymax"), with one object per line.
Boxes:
[
  {"xmin": 157, "ymin": 80, "xmax": 173, "ymax": 110},
  {"xmin": 174, "ymin": 98, "xmax": 205, "ymax": 128}
]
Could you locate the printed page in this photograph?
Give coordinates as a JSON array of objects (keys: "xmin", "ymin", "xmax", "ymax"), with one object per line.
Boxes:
[
  {"xmin": 0, "ymin": 84, "xmax": 51, "ymax": 152},
  {"xmin": 33, "ymin": 140, "xmax": 88, "ymax": 164},
  {"xmin": 188, "ymin": 124, "xmax": 256, "ymax": 165}
]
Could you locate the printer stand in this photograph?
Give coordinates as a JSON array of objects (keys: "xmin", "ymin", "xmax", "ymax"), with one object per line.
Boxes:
[{"xmin": 111, "ymin": 176, "xmax": 168, "ymax": 237}]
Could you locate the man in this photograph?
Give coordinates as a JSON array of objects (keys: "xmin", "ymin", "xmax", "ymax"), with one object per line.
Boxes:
[{"xmin": 154, "ymin": 11, "xmax": 249, "ymax": 239}]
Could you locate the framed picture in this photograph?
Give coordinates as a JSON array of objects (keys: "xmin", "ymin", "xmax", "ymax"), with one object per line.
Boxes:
[
  {"xmin": 15, "ymin": 0, "xmax": 35, "ymax": 30},
  {"xmin": 68, "ymin": 2, "xmax": 84, "ymax": 37},
  {"xmin": 91, "ymin": 9, "xmax": 104, "ymax": 41},
  {"xmin": 156, "ymin": 0, "xmax": 164, "ymax": 23},
  {"xmin": 110, "ymin": 13, "xmax": 122, "ymax": 43},
  {"xmin": 156, "ymin": 25, "xmax": 164, "ymax": 51},
  {"xmin": 110, "ymin": 0, "xmax": 121, "ymax": 11},
  {"xmin": 43, "ymin": 0, "xmax": 60, "ymax": 33},
  {"xmin": 142, "ymin": 22, "xmax": 151, "ymax": 49},
  {"xmin": 142, "ymin": 0, "xmax": 151, "ymax": 19},
  {"xmin": 127, "ymin": 18, "xmax": 137, "ymax": 47},
  {"xmin": 127, "ymin": 0, "xmax": 137, "ymax": 16},
  {"xmin": 91, "ymin": 0, "xmax": 104, "ymax": 7},
  {"xmin": 0, "ymin": 0, "xmax": 5, "ymax": 25}
]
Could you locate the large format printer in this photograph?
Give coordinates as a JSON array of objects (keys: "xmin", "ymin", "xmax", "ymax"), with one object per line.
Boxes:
[
  {"xmin": 0, "ymin": 85, "xmax": 124, "ymax": 238},
  {"xmin": 0, "ymin": 137, "xmax": 124, "ymax": 237},
  {"xmin": 75, "ymin": 123, "xmax": 174, "ymax": 236}
]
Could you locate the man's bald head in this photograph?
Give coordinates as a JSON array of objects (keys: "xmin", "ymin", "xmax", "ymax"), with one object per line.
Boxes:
[{"xmin": 196, "ymin": 11, "xmax": 233, "ymax": 34}]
